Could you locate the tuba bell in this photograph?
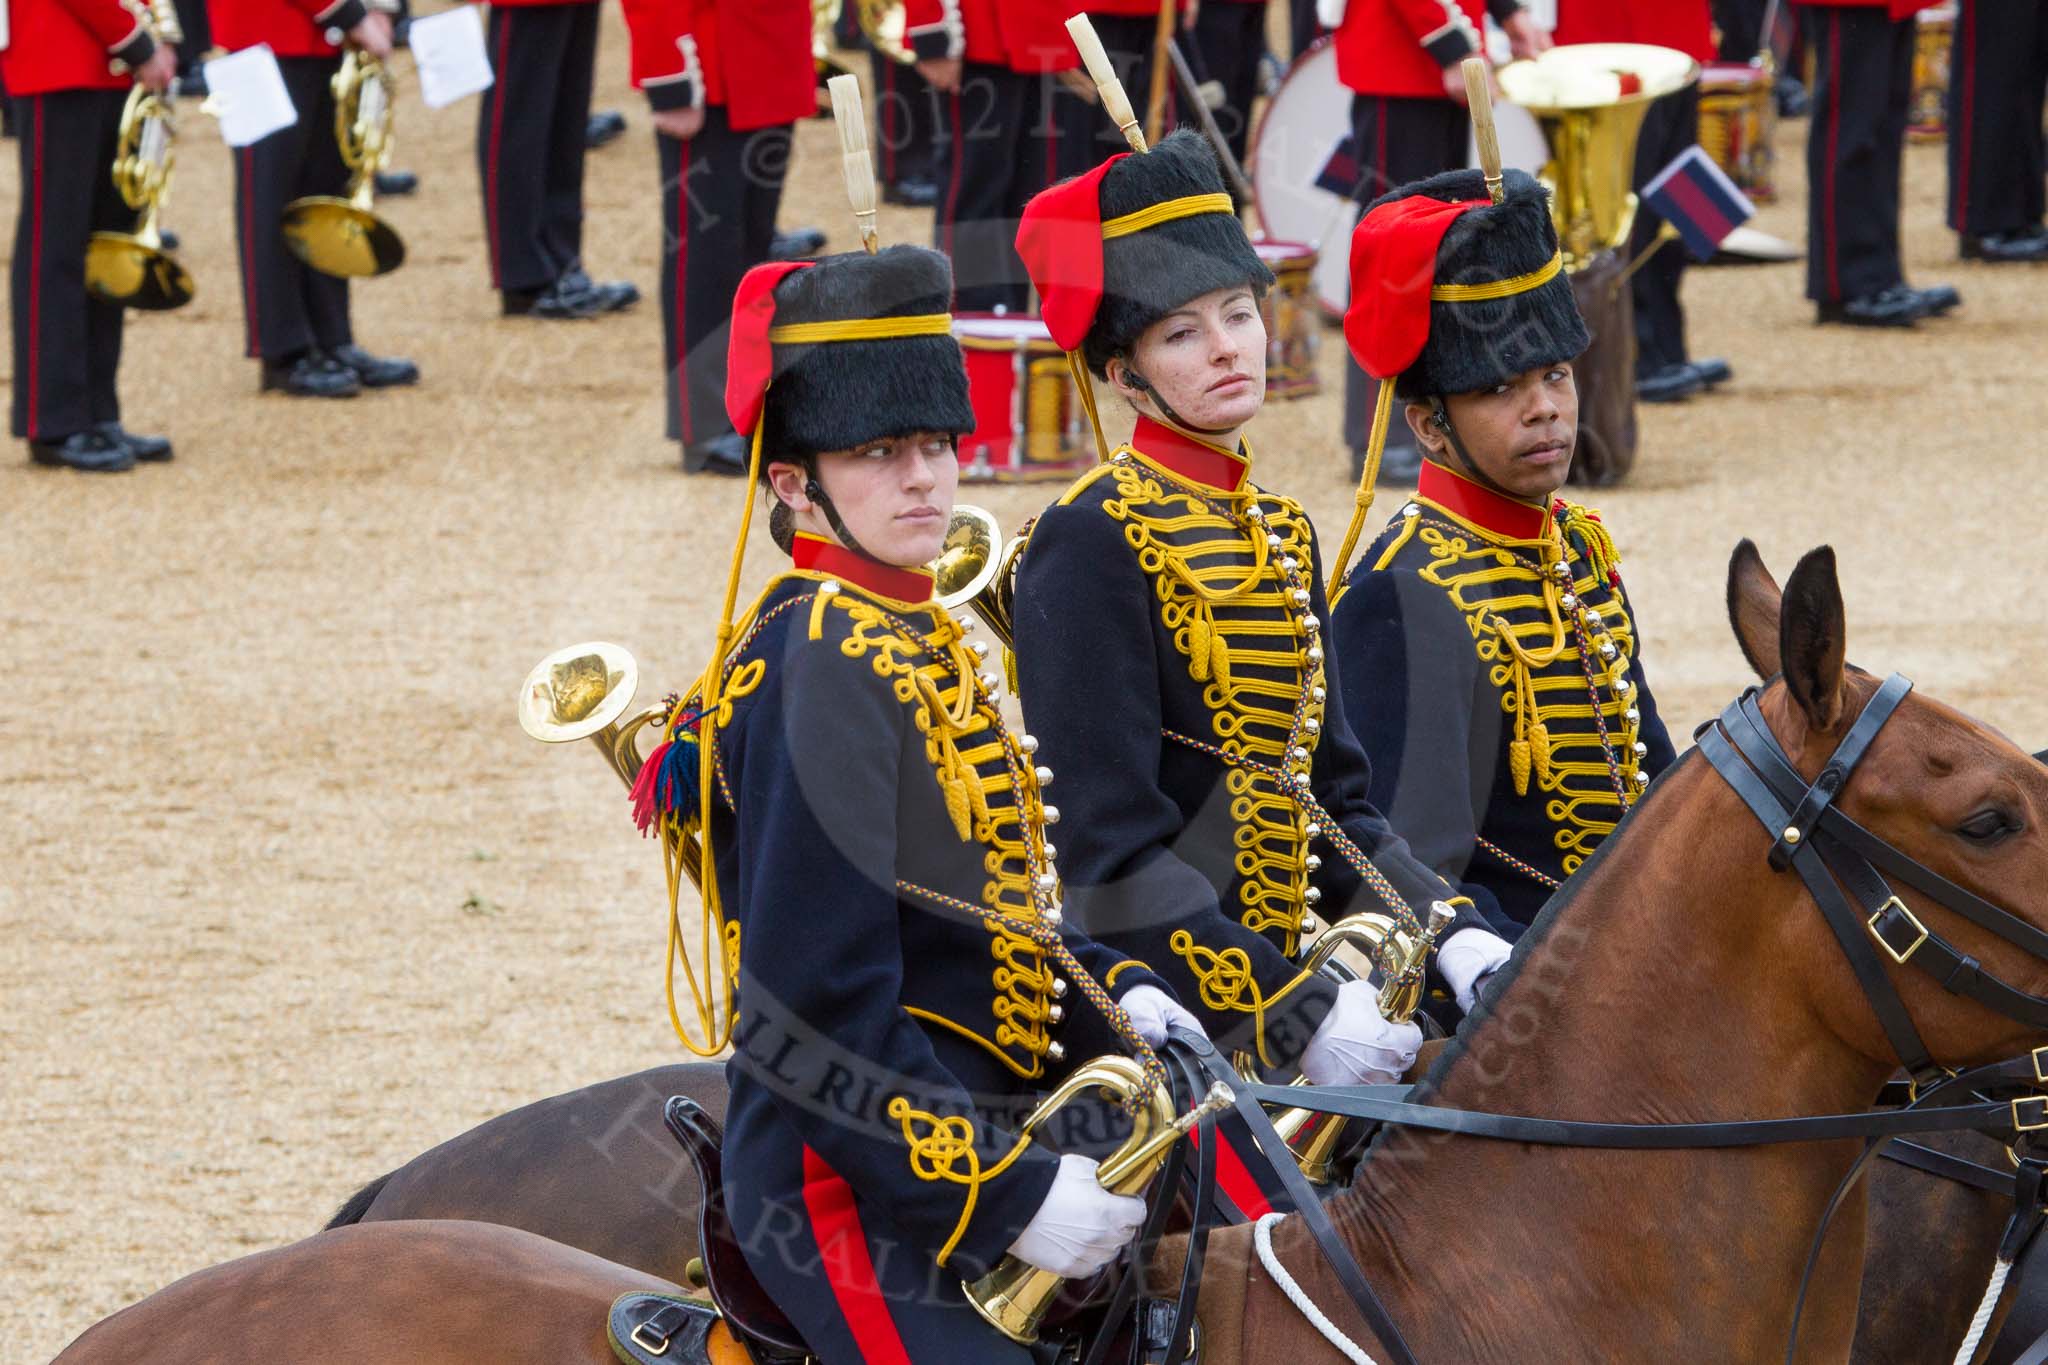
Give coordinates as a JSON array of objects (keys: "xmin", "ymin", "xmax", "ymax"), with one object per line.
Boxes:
[
  {"xmin": 283, "ymin": 49, "xmax": 406, "ymax": 278},
  {"xmin": 1497, "ymin": 44, "xmax": 1700, "ymax": 271},
  {"xmin": 87, "ymin": 0, "xmax": 194, "ymax": 309},
  {"xmin": 1253, "ymin": 900, "xmax": 1459, "ymax": 1185},
  {"xmin": 964, "ymin": 1060, "xmax": 1232, "ymax": 1345}
]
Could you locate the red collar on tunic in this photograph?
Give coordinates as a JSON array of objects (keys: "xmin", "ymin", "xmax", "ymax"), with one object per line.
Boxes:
[
  {"xmin": 791, "ymin": 532, "xmax": 935, "ymax": 603},
  {"xmin": 1417, "ymin": 461, "xmax": 1554, "ymax": 542},
  {"xmin": 1129, "ymin": 417, "xmax": 1250, "ymax": 493}
]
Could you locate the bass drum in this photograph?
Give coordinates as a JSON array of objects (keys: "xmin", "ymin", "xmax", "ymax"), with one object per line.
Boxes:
[
  {"xmin": 1252, "ymin": 41, "xmax": 1548, "ymax": 321},
  {"xmin": 1248, "ymin": 40, "xmax": 1357, "ymax": 321}
]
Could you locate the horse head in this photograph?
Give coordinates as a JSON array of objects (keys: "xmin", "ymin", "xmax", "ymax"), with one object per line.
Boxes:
[{"xmin": 1726, "ymin": 539, "xmax": 2048, "ymax": 1072}]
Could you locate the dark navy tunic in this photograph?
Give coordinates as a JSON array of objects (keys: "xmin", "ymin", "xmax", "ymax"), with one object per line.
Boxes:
[{"xmin": 1331, "ymin": 462, "xmax": 1678, "ymax": 937}]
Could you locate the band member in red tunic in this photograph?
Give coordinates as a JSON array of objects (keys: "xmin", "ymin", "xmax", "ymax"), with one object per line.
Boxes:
[
  {"xmin": 213, "ymin": 0, "xmax": 418, "ymax": 397},
  {"xmin": 4, "ymin": 0, "xmax": 177, "ymax": 469},
  {"xmin": 619, "ymin": 0, "xmax": 812, "ymax": 475},
  {"xmin": 1794, "ymin": 0, "xmax": 1963, "ymax": 325},
  {"xmin": 1945, "ymin": 0, "xmax": 2048, "ymax": 262}
]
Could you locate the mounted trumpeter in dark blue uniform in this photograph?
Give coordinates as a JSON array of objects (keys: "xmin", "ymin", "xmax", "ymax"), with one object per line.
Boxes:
[
  {"xmin": 1326, "ymin": 166, "xmax": 1679, "ymax": 949},
  {"xmin": 626, "ymin": 239, "xmax": 1211, "ymax": 1363},
  {"xmin": 1004, "ymin": 86, "xmax": 1513, "ymax": 1089}
]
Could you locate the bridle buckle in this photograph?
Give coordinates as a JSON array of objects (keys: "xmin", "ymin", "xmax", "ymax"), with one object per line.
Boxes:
[
  {"xmin": 2034, "ymin": 1047, "xmax": 2048, "ymax": 1086},
  {"xmin": 630, "ymin": 1323, "xmax": 673, "ymax": 1357},
  {"xmin": 2014, "ymin": 1096, "xmax": 2048, "ymax": 1134},
  {"xmin": 1866, "ymin": 897, "xmax": 1928, "ymax": 965}
]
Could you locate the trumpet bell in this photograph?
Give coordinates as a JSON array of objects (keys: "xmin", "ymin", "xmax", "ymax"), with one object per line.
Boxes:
[
  {"xmin": 281, "ymin": 198, "xmax": 406, "ymax": 278},
  {"xmin": 857, "ymin": 0, "xmax": 915, "ymax": 65},
  {"xmin": 931, "ymin": 505, "xmax": 1003, "ymax": 609},
  {"xmin": 85, "ymin": 233, "xmax": 195, "ymax": 310},
  {"xmin": 518, "ymin": 641, "xmax": 640, "ymax": 744}
]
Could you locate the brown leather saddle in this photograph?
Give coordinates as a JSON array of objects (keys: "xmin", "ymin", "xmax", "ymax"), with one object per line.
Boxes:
[{"xmin": 661, "ymin": 1096, "xmax": 813, "ymax": 1364}]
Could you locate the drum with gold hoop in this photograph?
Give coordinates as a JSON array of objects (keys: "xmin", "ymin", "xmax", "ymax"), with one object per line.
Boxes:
[
  {"xmin": 1698, "ymin": 62, "xmax": 1777, "ymax": 202},
  {"xmin": 1252, "ymin": 239, "xmax": 1321, "ymax": 399},
  {"xmin": 1909, "ymin": 6, "xmax": 1955, "ymax": 142},
  {"xmin": 954, "ymin": 314, "xmax": 1096, "ymax": 483}
]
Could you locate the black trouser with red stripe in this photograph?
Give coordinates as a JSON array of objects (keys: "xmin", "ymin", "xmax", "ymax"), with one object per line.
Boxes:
[
  {"xmin": 1946, "ymin": 0, "xmax": 2048, "ymax": 237},
  {"xmin": 1630, "ymin": 85, "xmax": 1701, "ymax": 373},
  {"xmin": 232, "ymin": 55, "xmax": 353, "ymax": 362},
  {"xmin": 727, "ymin": 1143, "xmax": 1035, "ymax": 1364},
  {"xmin": 1341, "ymin": 94, "xmax": 1468, "ymax": 456},
  {"xmin": 1800, "ymin": 3, "xmax": 1914, "ymax": 303},
  {"xmin": 1053, "ymin": 14, "xmax": 1176, "ymax": 180},
  {"xmin": 9, "ymin": 87, "xmax": 129, "ymax": 440},
  {"xmin": 872, "ymin": 51, "xmax": 939, "ymax": 190},
  {"xmin": 658, "ymin": 112, "xmax": 790, "ymax": 450},
  {"xmin": 476, "ymin": 0, "xmax": 598, "ymax": 294},
  {"xmin": 1192, "ymin": 0, "xmax": 1269, "ymax": 169},
  {"xmin": 934, "ymin": 63, "xmax": 1063, "ymax": 315}
]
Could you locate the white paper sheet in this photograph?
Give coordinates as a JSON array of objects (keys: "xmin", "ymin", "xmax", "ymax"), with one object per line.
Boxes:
[
  {"xmin": 409, "ymin": 6, "xmax": 494, "ymax": 109},
  {"xmin": 204, "ymin": 44, "xmax": 299, "ymax": 147}
]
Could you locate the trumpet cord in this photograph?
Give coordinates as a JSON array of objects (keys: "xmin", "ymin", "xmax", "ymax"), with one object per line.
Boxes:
[{"xmin": 1327, "ymin": 377, "xmax": 1395, "ymax": 602}]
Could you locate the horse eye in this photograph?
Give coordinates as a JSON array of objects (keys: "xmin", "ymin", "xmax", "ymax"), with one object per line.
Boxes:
[{"xmin": 1958, "ymin": 809, "xmax": 2020, "ymax": 844}]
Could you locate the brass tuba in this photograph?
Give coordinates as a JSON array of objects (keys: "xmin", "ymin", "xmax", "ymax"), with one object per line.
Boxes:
[
  {"xmin": 1256, "ymin": 899, "xmax": 1459, "ymax": 1185},
  {"xmin": 1496, "ymin": 44, "xmax": 1700, "ymax": 271},
  {"xmin": 965, "ymin": 1060, "xmax": 1233, "ymax": 1345},
  {"xmin": 87, "ymin": 0, "xmax": 194, "ymax": 309},
  {"xmin": 283, "ymin": 49, "xmax": 406, "ymax": 278}
]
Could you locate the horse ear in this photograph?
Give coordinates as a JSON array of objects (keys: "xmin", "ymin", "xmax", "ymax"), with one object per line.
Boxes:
[
  {"xmin": 1778, "ymin": 546, "xmax": 1847, "ymax": 733},
  {"xmin": 1726, "ymin": 539, "xmax": 1784, "ymax": 680}
]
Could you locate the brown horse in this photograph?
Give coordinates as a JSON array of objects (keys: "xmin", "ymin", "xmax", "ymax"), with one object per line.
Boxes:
[{"xmin": 59, "ymin": 543, "xmax": 2048, "ymax": 1363}]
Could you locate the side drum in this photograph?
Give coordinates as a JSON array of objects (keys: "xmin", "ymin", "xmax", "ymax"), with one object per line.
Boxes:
[
  {"xmin": 955, "ymin": 314, "xmax": 1096, "ymax": 483},
  {"xmin": 1253, "ymin": 240, "xmax": 1321, "ymax": 400},
  {"xmin": 1909, "ymin": 6, "xmax": 1954, "ymax": 142},
  {"xmin": 1698, "ymin": 62, "xmax": 1776, "ymax": 203}
]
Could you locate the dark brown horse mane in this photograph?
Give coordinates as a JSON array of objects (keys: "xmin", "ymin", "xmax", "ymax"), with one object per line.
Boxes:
[{"xmin": 1384, "ymin": 744, "xmax": 1700, "ymax": 1118}]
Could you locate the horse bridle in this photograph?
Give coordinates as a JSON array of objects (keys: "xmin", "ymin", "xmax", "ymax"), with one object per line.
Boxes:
[
  {"xmin": 1122, "ymin": 674, "xmax": 2048, "ymax": 1365},
  {"xmin": 1699, "ymin": 673, "xmax": 2048, "ymax": 1092}
]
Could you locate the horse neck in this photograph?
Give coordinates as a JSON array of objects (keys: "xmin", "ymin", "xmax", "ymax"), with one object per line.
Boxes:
[{"xmin": 1295, "ymin": 757, "xmax": 1903, "ymax": 1362}]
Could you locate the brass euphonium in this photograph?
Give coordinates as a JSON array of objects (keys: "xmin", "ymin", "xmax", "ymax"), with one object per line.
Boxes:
[
  {"xmin": 965, "ymin": 1060, "xmax": 1233, "ymax": 1345},
  {"xmin": 283, "ymin": 49, "xmax": 406, "ymax": 278},
  {"xmin": 87, "ymin": 0, "xmax": 194, "ymax": 309},
  {"xmin": 1256, "ymin": 899, "xmax": 1459, "ymax": 1185},
  {"xmin": 1496, "ymin": 44, "xmax": 1701, "ymax": 271},
  {"xmin": 812, "ymin": 0, "xmax": 857, "ymax": 90}
]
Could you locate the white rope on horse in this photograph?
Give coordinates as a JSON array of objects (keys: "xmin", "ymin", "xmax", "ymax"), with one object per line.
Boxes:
[
  {"xmin": 1253, "ymin": 1212, "xmax": 1382, "ymax": 1365},
  {"xmin": 1952, "ymin": 1256, "xmax": 2012, "ymax": 1365}
]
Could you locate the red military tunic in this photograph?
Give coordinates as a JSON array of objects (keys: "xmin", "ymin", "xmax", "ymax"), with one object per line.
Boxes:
[
  {"xmin": 1334, "ymin": 0, "xmax": 1490, "ymax": 99},
  {"xmin": 620, "ymin": 0, "xmax": 814, "ymax": 127},
  {"xmin": 1551, "ymin": 0, "xmax": 1716, "ymax": 61},
  {"xmin": 904, "ymin": 0, "xmax": 1081, "ymax": 73},
  {"xmin": 0, "ymin": 0, "xmax": 157, "ymax": 94},
  {"xmin": 211, "ymin": 0, "xmax": 368, "ymax": 59}
]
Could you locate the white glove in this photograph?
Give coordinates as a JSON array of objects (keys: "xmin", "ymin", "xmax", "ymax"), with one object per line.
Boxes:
[
  {"xmin": 1316, "ymin": 0, "xmax": 1348, "ymax": 29},
  {"xmin": 1119, "ymin": 984, "xmax": 1209, "ymax": 1046},
  {"xmin": 1299, "ymin": 978, "xmax": 1422, "ymax": 1086},
  {"xmin": 1437, "ymin": 927, "xmax": 1513, "ymax": 1014},
  {"xmin": 1007, "ymin": 1153, "xmax": 1147, "ymax": 1278}
]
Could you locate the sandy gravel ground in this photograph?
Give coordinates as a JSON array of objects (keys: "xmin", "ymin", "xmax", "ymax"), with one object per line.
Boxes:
[{"xmin": 7, "ymin": 14, "xmax": 2048, "ymax": 1358}]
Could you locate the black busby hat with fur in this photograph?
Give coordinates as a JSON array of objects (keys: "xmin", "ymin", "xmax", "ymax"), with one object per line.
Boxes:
[
  {"xmin": 1082, "ymin": 130, "xmax": 1275, "ymax": 377},
  {"xmin": 1363, "ymin": 168, "xmax": 1589, "ymax": 400},
  {"xmin": 760, "ymin": 244, "xmax": 976, "ymax": 459}
]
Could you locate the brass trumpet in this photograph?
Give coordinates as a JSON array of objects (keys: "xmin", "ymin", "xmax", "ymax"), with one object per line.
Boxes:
[
  {"xmin": 931, "ymin": 504, "xmax": 1025, "ymax": 649},
  {"xmin": 283, "ymin": 50, "xmax": 405, "ymax": 278},
  {"xmin": 857, "ymin": 0, "xmax": 915, "ymax": 65},
  {"xmin": 965, "ymin": 1060, "xmax": 1233, "ymax": 1345},
  {"xmin": 87, "ymin": 0, "xmax": 194, "ymax": 309},
  {"xmin": 1258, "ymin": 900, "xmax": 1459, "ymax": 1185}
]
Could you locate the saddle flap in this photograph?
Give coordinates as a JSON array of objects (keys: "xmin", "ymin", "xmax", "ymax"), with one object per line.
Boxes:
[
  {"xmin": 607, "ymin": 1293, "xmax": 731, "ymax": 1365},
  {"xmin": 661, "ymin": 1097, "xmax": 811, "ymax": 1360}
]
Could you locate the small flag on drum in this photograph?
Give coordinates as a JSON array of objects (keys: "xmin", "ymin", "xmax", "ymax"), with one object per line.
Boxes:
[{"xmin": 1641, "ymin": 144, "xmax": 1758, "ymax": 261}]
